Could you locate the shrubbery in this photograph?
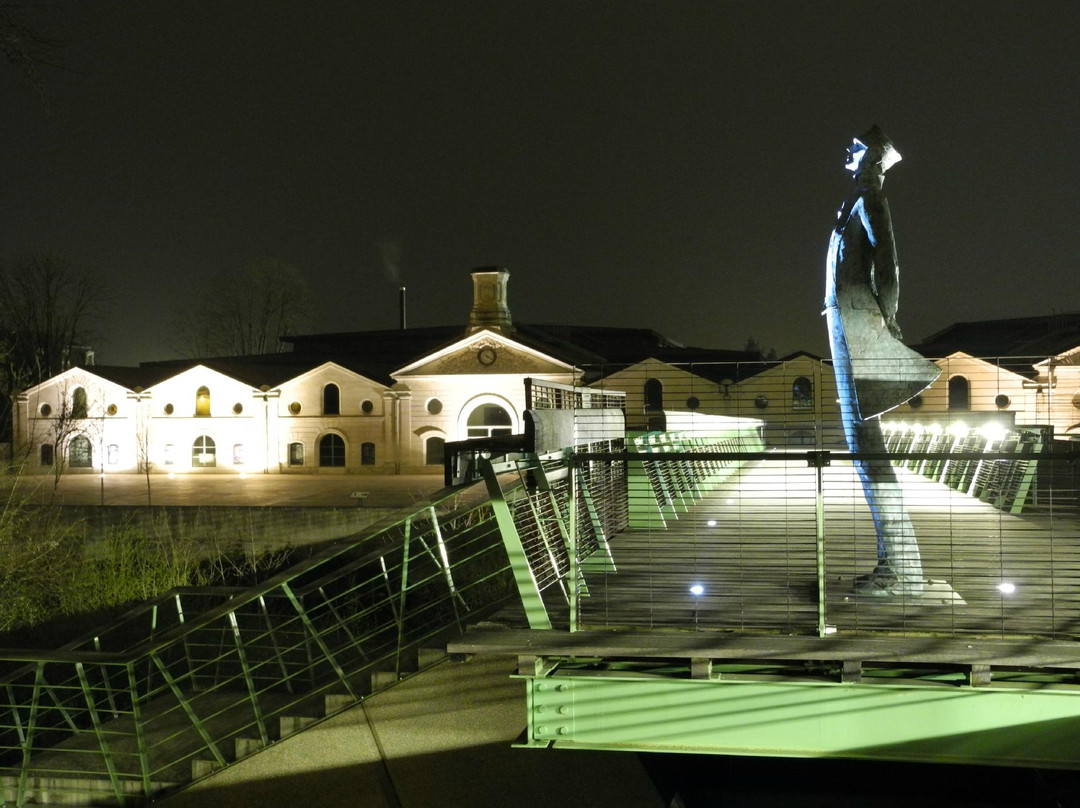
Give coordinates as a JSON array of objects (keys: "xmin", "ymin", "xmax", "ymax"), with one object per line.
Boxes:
[{"xmin": 0, "ymin": 471, "xmax": 290, "ymax": 638}]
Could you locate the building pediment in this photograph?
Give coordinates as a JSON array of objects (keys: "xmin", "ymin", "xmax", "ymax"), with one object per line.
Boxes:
[{"xmin": 392, "ymin": 330, "xmax": 574, "ymax": 378}]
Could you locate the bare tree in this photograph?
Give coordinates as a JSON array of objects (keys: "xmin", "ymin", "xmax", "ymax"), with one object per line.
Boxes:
[
  {"xmin": 24, "ymin": 383, "xmax": 100, "ymax": 493},
  {"xmin": 0, "ymin": 2, "xmax": 65, "ymax": 113},
  {"xmin": 175, "ymin": 259, "xmax": 314, "ymax": 358},
  {"xmin": 0, "ymin": 253, "xmax": 110, "ymax": 450}
]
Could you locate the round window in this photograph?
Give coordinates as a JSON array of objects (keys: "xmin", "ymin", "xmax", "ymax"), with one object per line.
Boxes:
[
  {"xmin": 686, "ymin": 396, "xmax": 700, "ymax": 411},
  {"xmin": 754, "ymin": 395, "xmax": 769, "ymax": 410},
  {"xmin": 289, "ymin": 401, "xmax": 302, "ymax": 415},
  {"xmin": 995, "ymin": 394, "xmax": 1010, "ymax": 409},
  {"xmin": 106, "ymin": 404, "xmax": 118, "ymax": 416},
  {"xmin": 908, "ymin": 394, "xmax": 923, "ymax": 409},
  {"xmin": 164, "ymin": 403, "xmax": 174, "ymax": 415},
  {"xmin": 427, "ymin": 398, "xmax": 443, "ymax": 415},
  {"xmin": 361, "ymin": 399, "xmax": 374, "ymax": 414},
  {"xmin": 1072, "ymin": 391, "xmax": 1080, "ymax": 410},
  {"xmin": 233, "ymin": 402, "xmax": 244, "ymax": 415},
  {"xmin": 39, "ymin": 403, "xmax": 51, "ymax": 416}
]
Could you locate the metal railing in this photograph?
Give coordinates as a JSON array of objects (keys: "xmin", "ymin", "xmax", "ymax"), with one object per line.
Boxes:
[{"xmin": 0, "ymin": 486, "xmax": 512, "ymax": 806}]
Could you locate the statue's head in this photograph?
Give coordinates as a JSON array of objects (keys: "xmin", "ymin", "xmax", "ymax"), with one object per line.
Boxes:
[{"xmin": 846, "ymin": 125, "xmax": 901, "ymax": 175}]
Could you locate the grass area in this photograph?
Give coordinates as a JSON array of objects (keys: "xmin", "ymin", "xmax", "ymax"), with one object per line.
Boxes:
[{"xmin": 0, "ymin": 468, "xmax": 295, "ymax": 646}]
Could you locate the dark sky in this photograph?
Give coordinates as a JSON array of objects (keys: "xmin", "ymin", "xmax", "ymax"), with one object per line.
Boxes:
[{"xmin": 2, "ymin": 2, "xmax": 1079, "ymax": 366}]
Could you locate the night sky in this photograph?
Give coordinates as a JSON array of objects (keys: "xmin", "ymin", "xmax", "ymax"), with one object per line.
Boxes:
[{"xmin": 2, "ymin": 2, "xmax": 1078, "ymax": 366}]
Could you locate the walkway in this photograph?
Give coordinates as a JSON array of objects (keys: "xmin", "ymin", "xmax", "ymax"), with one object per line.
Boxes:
[{"xmin": 155, "ymin": 654, "xmax": 664, "ymax": 808}]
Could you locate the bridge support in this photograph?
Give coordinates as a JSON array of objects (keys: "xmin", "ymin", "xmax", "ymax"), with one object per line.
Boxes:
[{"xmin": 518, "ymin": 670, "xmax": 1080, "ymax": 769}]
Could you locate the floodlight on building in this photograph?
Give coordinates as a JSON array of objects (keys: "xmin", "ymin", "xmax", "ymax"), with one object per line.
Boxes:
[
  {"xmin": 997, "ymin": 582, "xmax": 1017, "ymax": 595},
  {"xmin": 689, "ymin": 584, "xmax": 705, "ymax": 596},
  {"xmin": 977, "ymin": 422, "xmax": 1008, "ymax": 443},
  {"xmin": 167, "ymin": 473, "xmax": 175, "ymax": 480},
  {"xmin": 927, "ymin": 423, "xmax": 943, "ymax": 435},
  {"xmin": 947, "ymin": 422, "xmax": 969, "ymax": 439},
  {"xmin": 706, "ymin": 519, "xmax": 717, "ymax": 527}
]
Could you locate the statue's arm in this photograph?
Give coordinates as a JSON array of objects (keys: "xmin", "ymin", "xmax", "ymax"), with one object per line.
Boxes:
[{"xmin": 857, "ymin": 192, "xmax": 903, "ymax": 338}]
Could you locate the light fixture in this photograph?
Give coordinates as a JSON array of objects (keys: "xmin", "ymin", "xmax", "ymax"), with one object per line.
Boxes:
[
  {"xmin": 689, "ymin": 584, "xmax": 705, "ymax": 596},
  {"xmin": 997, "ymin": 582, "xmax": 1016, "ymax": 595},
  {"xmin": 706, "ymin": 519, "xmax": 717, "ymax": 527},
  {"xmin": 947, "ymin": 421, "xmax": 969, "ymax": 439},
  {"xmin": 977, "ymin": 422, "xmax": 1007, "ymax": 443}
]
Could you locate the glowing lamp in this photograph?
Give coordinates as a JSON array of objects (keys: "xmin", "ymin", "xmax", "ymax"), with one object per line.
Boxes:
[
  {"xmin": 947, "ymin": 422, "xmax": 969, "ymax": 439},
  {"xmin": 689, "ymin": 584, "xmax": 705, "ymax": 596}
]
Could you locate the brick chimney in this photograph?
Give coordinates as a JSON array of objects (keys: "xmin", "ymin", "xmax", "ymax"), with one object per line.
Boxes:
[{"xmin": 467, "ymin": 267, "xmax": 513, "ymax": 333}]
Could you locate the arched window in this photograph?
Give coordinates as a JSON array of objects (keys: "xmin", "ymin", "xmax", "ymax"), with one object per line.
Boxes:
[
  {"xmin": 361, "ymin": 442, "xmax": 376, "ymax": 466},
  {"xmin": 192, "ymin": 435, "xmax": 216, "ymax": 467},
  {"xmin": 72, "ymin": 387, "xmax": 88, "ymax": 419},
  {"xmin": 70, "ymin": 435, "xmax": 92, "ymax": 468},
  {"xmin": 319, "ymin": 434, "xmax": 345, "ymax": 467},
  {"xmin": 644, "ymin": 379, "xmax": 665, "ymax": 431},
  {"xmin": 195, "ymin": 386, "xmax": 211, "ymax": 417},
  {"xmin": 948, "ymin": 376, "xmax": 970, "ymax": 410},
  {"xmin": 425, "ymin": 436, "xmax": 445, "ymax": 466},
  {"xmin": 792, "ymin": 376, "xmax": 814, "ymax": 410},
  {"xmin": 323, "ymin": 383, "xmax": 340, "ymax": 415},
  {"xmin": 644, "ymin": 379, "xmax": 663, "ymax": 412},
  {"xmin": 288, "ymin": 442, "xmax": 305, "ymax": 466},
  {"xmin": 466, "ymin": 404, "xmax": 513, "ymax": 438}
]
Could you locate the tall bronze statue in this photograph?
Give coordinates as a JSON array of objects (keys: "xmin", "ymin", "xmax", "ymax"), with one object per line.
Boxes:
[{"xmin": 824, "ymin": 126, "xmax": 940, "ymax": 596}]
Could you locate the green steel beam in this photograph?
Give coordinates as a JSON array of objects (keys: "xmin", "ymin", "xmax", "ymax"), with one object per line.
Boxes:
[
  {"xmin": 150, "ymin": 651, "xmax": 227, "ymax": 768},
  {"xmin": 521, "ymin": 672, "xmax": 1080, "ymax": 769},
  {"xmin": 480, "ymin": 457, "xmax": 552, "ymax": 630},
  {"xmin": 15, "ymin": 663, "xmax": 44, "ymax": 806},
  {"xmin": 125, "ymin": 662, "xmax": 153, "ymax": 798},
  {"xmin": 280, "ymin": 582, "xmax": 358, "ymax": 700},
  {"xmin": 75, "ymin": 662, "xmax": 125, "ymax": 806},
  {"xmin": 228, "ymin": 610, "xmax": 268, "ymax": 746}
]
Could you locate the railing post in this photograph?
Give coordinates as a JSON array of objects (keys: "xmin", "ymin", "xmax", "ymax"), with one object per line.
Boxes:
[
  {"xmin": 396, "ymin": 516, "xmax": 414, "ymax": 677},
  {"xmin": 429, "ymin": 505, "xmax": 465, "ymax": 629},
  {"xmin": 569, "ymin": 454, "xmax": 579, "ymax": 632},
  {"xmin": 809, "ymin": 450, "xmax": 830, "ymax": 637},
  {"xmin": 280, "ymin": 582, "xmax": 357, "ymax": 700},
  {"xmin": 16, "ymin": 663, "xmax": 45, "ymax": 807},
  {"xmin": 151, "ymin": 651, "xmax": 228, "ymax": 768},
  {"xmin": 228, "ymin": 610, "xmax": 269, "ymax": 746},
  {"xmin": 126, "ymin": 661, "xmax": 153, "ymax": 798},
  {"xmin": 75, "ymin": 662, "xmax": 126, "ymax": 805}
]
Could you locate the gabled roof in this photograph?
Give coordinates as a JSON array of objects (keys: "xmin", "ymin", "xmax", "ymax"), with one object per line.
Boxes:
[
  {"xmin": 915, "ymin": 313, "xmax": 1080, "ymax": 363},
  {"xmin": 284, "ymin": 323, "xmax": 761, "ymax": 384}
]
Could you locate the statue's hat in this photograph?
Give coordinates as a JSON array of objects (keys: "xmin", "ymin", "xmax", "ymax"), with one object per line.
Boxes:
[{"xmin": 853, "ymin": 124, "xmax": 901, "ymax": 171}]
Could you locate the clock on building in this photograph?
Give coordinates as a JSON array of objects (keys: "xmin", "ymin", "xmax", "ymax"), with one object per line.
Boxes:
[{"xmin": 477, "ymin": 346, "xmax": 497, "ymax": 366}]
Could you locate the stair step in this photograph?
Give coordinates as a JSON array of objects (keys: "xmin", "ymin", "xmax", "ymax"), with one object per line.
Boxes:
[
  {"xmin": 418, "ymin": 647, "xmax": 447, "ymax": 668},
  {"xmin": 234, "ymin": 736, "xmax": 267, "ymax": 758},
  {"xmin": 279, "ymin": 714, "xmax": 318, "ymax": 738},
  {"xmin": 191, "ymin": 758, "xmax": 224, "ymax": 780},
  {"xmin": 324, "ymin": 693, "xmax": 358, "ymax": 714},
  {"xmin": 371, "ymin": 670, "xmax": 400, "ymax": 690},
  {"xmin": 1, "ymin": 774, "xmax": 180, "ymax": 806}
]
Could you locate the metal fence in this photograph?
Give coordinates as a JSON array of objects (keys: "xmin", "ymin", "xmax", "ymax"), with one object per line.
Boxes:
[
  {"xmin": 482, "ymin": 356, "xmax": 1080, "ymax": 642},
  {"xmin": 0, "ymin": 488, "xmax": 512, "ymax": 806}
]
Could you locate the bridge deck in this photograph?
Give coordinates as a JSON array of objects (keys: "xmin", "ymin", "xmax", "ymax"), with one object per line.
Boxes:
[{"xmin": 467, "ymin": 458, "xmax": 1080, "ymax": 655}]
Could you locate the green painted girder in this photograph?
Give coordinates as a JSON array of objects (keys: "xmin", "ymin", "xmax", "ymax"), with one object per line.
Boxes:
[{"xmin": 520, "ymin": 672, "xmax": 1080, "ymax": 770}]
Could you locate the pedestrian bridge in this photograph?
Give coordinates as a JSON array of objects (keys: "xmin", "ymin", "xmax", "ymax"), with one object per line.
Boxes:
[{"xmin": 4, "ymin": 378, "xmax": 1080, "ymax": 805}]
